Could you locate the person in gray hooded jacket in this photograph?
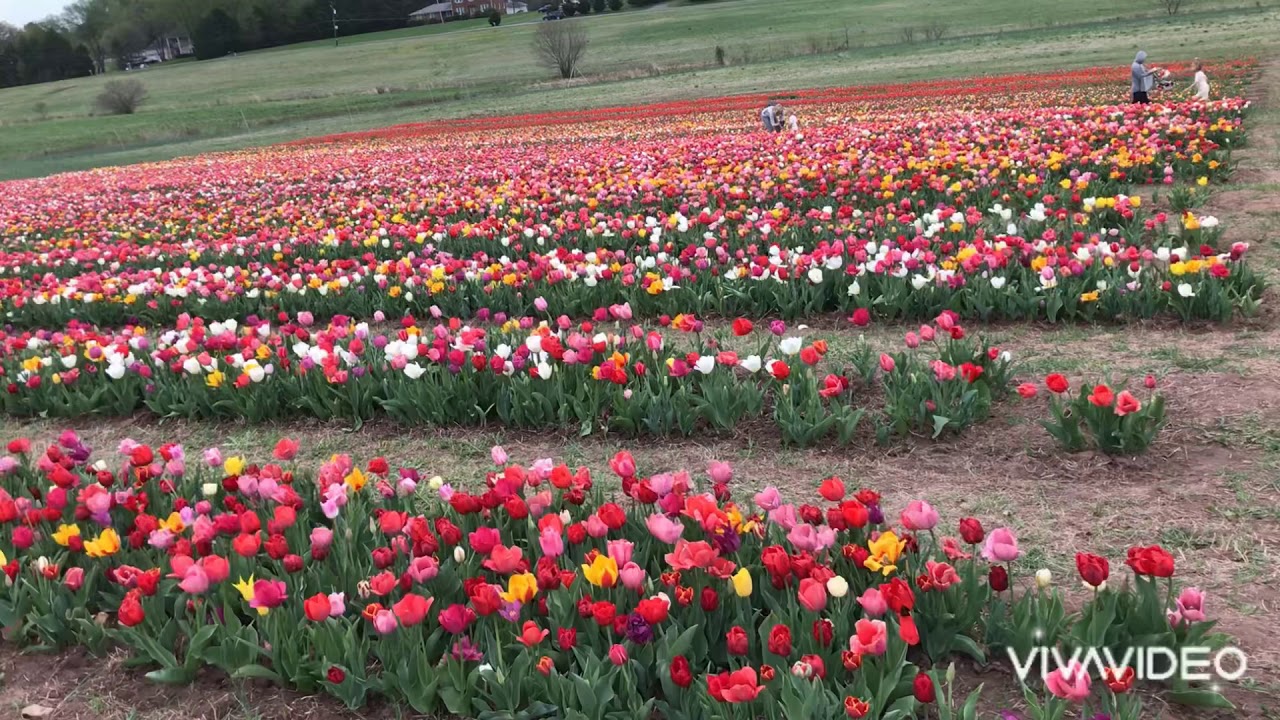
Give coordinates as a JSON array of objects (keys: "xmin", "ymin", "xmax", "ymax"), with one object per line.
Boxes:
[{"xmin": 1131, "ymin": 51, "xmax": 1160, "ymax": 104}]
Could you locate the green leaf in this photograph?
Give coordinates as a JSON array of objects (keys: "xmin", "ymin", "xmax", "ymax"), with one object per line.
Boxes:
[
  {"xmin": 145, "ymin": 667, "xmax": 194, "ymax": 685},
  {"xmin": 231, "ymin": 664, "xmax": 283, "ymax": 683},
  {"xmin": 1167, "ymin": 689, "xmax": 1235, "ymax": 709},
  {"xmin": 931, "ymin": 414, "xmax": 951, "ymax": 439}
]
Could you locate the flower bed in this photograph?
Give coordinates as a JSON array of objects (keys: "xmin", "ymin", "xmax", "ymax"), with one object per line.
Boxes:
[
  {"xmin": 0, "ymin": 65, "xmax": 1260, "ymax": 330},
  {"xmin": 0, "ymin": 434, "xmax": 1229, "ymax": 718},
  {"xmin": 0, "ymin": 312, "xmax": 1015, "ymax": 444}
]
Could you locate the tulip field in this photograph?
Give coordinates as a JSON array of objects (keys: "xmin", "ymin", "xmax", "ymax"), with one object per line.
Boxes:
[{"xmin": 0, "ymin": 60, "xmax": 1276, "ymax": 719}]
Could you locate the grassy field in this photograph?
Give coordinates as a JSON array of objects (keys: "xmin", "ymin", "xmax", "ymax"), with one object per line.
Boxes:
[{"xmin": 1, "ymin": 0, "xmax": 1278, "ymax": 179}]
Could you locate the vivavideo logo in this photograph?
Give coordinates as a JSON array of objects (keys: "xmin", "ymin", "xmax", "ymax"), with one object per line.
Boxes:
[{"xmin": 1008, "ymin": 646, "xmax": 1248, "ymax": 683}]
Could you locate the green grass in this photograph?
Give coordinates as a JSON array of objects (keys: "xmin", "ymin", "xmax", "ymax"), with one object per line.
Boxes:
[{"xmin": 0, "ymin": 0, "xmax": 1278, "ymax": 179}]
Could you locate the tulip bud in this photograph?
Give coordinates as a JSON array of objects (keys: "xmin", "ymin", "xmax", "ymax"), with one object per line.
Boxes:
[
  {"xmin": 1035, "ymin": 569, "xmax": 1052, "ymax": 589},
  {"xmin": 202, "ymin": 483, "xmax": 219, "ymax": 497},
  {"xmin": 453, "ymin": 546, "xmax": 466, "ymax": 564},
  {"xmin": 608, "ymin": 644, "xmax": 628, "ymax": 666},
  {"xmin": 826, "ymin": 576, "xmax": 849, "ymax": 598},
  {"xmin": 428, "ymin": 475, "xmax": 444, "ymax": 490}
]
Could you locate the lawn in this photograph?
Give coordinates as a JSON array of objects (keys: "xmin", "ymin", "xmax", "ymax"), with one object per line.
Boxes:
[{"xmin": 0, "ymin": 0, "xmax": 1277, "ymax": 179}]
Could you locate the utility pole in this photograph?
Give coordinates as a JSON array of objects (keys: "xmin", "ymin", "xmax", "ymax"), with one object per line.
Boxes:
[{"xmin": 332, "ymin": 3, "xmax": 339, "ymax": 46}]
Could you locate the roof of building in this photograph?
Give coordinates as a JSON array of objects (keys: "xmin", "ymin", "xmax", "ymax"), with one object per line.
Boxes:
[{"xmin": 410, "ymin": 2, "xmax": 453, "ymax": 15}]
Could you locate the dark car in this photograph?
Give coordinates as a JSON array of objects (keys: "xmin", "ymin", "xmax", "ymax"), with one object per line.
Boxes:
[{"xmin": 542, "ymin": 10, "xmax": 563, "ymax": 20}]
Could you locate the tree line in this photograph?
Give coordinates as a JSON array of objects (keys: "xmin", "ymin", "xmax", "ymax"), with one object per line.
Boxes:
[{"xmin": 0, "ymin": 0, "xmax": 678, "ymax": 90}]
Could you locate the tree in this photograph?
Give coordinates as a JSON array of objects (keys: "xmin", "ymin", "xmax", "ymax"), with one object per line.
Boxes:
[
  {"xmin": 534, "ymin": 18, "xmax": 587, "ymax": 79},
  {"xmin": 592, "ymin": 0, "xmax": 606, "ymax": 12},
  {"xmin": 0, "ymin": 22, "xmax": 21, "ymax": 87},
  {"xmin": 14, "ymin": 23, "xmax": 93, "ymax": 84},
  {"xmin": 62, "ymin": 0, "xmax": 112, "ymax": 73},
  {"xmin": 607, "ymin": 0, "xmax": 623, "ymax": 10},
  {"xmin": 192, "ymin": 8, "xmax": 241, "ymax": 60}
]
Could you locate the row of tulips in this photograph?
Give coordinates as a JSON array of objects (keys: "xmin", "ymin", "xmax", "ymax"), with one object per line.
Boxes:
[
  {"xmin": 0, "ymin": 312, "xmax": 1013, "ymax": 445},
  {"xmin": 0, "ymin": 433, "xmax": 1232, "ymax": 718},
  {"xmin": 292, "ymin": 61, "xmax": 1252, "ymax": 145},
  {"xmin": 0, "ymin": 237, "xmax": 1260, "ymax": 330}
]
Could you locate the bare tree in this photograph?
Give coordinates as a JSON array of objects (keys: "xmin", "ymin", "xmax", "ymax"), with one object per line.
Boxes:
[
  {"xmin": 535, "ymin": 20, "xmax": 589, "ymax": 79},
  {"xmin": 1158, "ymin": 0, "xmax": 1184, "ymax": 14}
]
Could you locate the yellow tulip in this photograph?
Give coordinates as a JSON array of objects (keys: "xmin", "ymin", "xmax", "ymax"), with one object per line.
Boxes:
[
  {"xmin": 233, "ymin": 576, "xmax": 256, "ymax": 603},
  {"xmin": 502, "ymin": 572, "xmax": 538, "ymax": 604},
  {"xmin": 581, "ymin": 555, "xmax": 619, "ymax": 588},
  {"xmin": 864, "ymin": 530, "xmax": 906, "ymax": 576},
  {"xmin": 731, "ymin": 568, "xmax": 753, "ymax": 598},
  {"xmin": 84, "ymin": 528, "xmax": 121, "ymax": 558},
  {"xmin": 345, "ymin": 467, "xmax": 367, "ymax": 492},
  {"xmin": 223, "ymin": 456, "xmax": 245, "ymax": 476},
  {"xmin": 52, "ymin": 524, "xmax": 81, "ymax": 547}
]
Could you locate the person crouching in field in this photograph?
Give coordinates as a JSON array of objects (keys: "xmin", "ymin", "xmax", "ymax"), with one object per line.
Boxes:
[
  {"xmin": 1188, "ymin": 58, "xmax": 1210, "ymax": 101},
  {"xmin": 1131, "ymin": 51, "xmax": 1160, "ymax": 104},
  {"xmin": 760, "ymin": 101, "xmax": 782, "ymax": 132}
]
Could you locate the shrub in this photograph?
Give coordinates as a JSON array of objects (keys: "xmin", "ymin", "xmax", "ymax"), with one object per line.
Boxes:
[
  {"xmin": 534, "ymin": 19, "xmax": 589, "ymax": 79},
  {"xmin": 488, "ymin": 10, "xmax": 502, "ymax": 26},
  {"xmin": 900, "ymin": 26, "xmax": 916, "ymax": 43},
  {"xmin": 1159, "ymin": 0, "xmax": 1185, "ymax": 14},
  {"xmin": 94, "ymin": 79, "xmax": 148, "ymax": 115},
  {"xmin": 607, "ymin": 0, "xmax": 624, "ymax": 9},
  {"xmin": 592, "ymin": 0, "xmax": 606, "ymax": 12},
  {"xmin": 714, "ymin": 45, "xmax": 726, "ymax": 66}
]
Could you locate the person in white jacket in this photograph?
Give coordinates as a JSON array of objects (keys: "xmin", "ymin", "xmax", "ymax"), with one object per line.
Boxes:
[{"xmin": 1188, "ymin": 59, "xmax": 1210, "ymax": 101}]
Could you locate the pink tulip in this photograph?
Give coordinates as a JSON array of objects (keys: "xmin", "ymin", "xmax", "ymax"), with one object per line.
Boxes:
[
  {"xmin": 856, "ymin": 588, "xmax": 887, "ymax": 617},
  {"xmin": 708, "ymin": 461, "xmax": 733, "ymax": 485},
  {"xmin": 539, "ymin": 528, "xmax": 564, "ymax": 558},
  {"xmin": 63, "ymin": 567, "xmax": 84, "ymax": 591},
  {"xmin": 850, "ymin": 618, "xmax": 887, "ymax": 657},
  {"xmin": 619, "ymin": 562, "xmax": 646, "ymax": 591},
  {"xmin": 753, "ymin": 486, "xmax": 782, "ymax": 511},
  {"xmin": 178, "ymin": 565, "xmax": 210, "ymax": 594},
  {"xmin": 1044, "ymin": 660, "xmax": 1091, "ymax": 702},
  {"xmin": 879, "ymin": 353, "xmax": 895, "ymax": 373},
  {"xmin": 797, "ymin": 578, "xmax": 827, "ymax": 612},
  {"xmin": 608, "ymin": 644, "xmax": 629, "ymax": 666},
  {"xmin": 373, "ymin": 609, "xmax": 398, "ymax": 634},
  {"xmin": 981, "ymin": 527, "xmax": 1020, "ymax": 563},
  {"xmin": 490, "ymin": 446, "xmax": 508, "ymax": 466},
  {"xmin": 407, "ymin": 556, "xmax": 439, "ymax": 583},
  {"xmin": 328, "ymin": 592, "xmax": 346, "ymax": 617},
  {"xmin": 1174, "ymin": 587, "xmax": 1206, "ymax": 623},
  {"xmin": 900, "ymin": 500, "xmax": 939, "ymax": 531},
  {"xmin": 607, "ymin": 539, "xmax": 634, "ymax": 566},
  {"xmin": 584, "ymin": 514, "xmax": 609, "ymax": 538},
  {"xmin": 645, "ymin": 514, "xmax": 684, "ymax": 544}
]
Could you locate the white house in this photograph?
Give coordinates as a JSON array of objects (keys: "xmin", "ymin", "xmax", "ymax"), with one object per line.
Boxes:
[{"xmin": 409, "ymin": 2, "xmax": 455, "ymax": 22}]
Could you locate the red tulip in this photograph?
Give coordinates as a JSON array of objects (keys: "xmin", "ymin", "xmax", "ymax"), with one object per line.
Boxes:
[
  {"xmin": 766, "ymin": 624, "xmax": 792, "ymax": 657},
  {"xmin": 304, "ymin": 593, "xmax": 332, "ymax": 622},
  {"xmin": 670, "ymin": 655, "xmax": 693, "ymax": 688},
  {"xmin": 913, "ymin": 672, "xmax": 936, "ymax": 703},
  {"xmin": 726, "ymin": 625, "xmax": 749, "ymax": 656}
]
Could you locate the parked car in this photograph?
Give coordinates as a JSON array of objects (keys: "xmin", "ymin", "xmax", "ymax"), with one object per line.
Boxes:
[{"xmin": 542, "ymin": 10, "xmax": 563, "ymax": 20}]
